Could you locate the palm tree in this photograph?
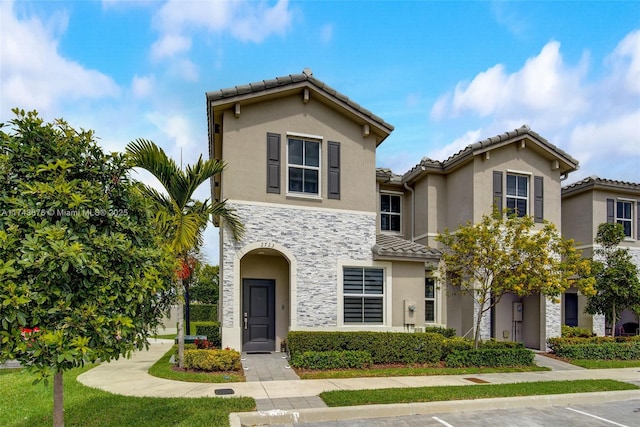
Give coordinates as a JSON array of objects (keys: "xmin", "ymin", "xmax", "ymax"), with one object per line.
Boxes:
[{"xmin": 126, "ymin": 139, "xmax": 243, "ymax": 368}]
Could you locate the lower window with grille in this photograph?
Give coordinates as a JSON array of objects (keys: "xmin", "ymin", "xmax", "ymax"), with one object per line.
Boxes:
[{"xmin": 343, "ymin": 267, "xmax": 384, "ymax": 324}]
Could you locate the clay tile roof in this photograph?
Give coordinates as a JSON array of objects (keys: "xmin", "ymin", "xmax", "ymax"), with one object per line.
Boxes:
[
  {"xmin": 562, "ymin": 175, "xmax": 640, "ymax": 196},
  {"xmin": 206, "ymin": 69, "xmax": 394, "ymax": 133},
  {"xmin": 373, "ymin": 234, "xmax": 441, "ymax": 261}
]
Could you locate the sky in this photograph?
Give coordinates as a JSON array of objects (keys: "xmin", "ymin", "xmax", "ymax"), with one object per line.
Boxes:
[{"xmin": 1, "ymin": 0, "xmax": 639, "ymax": 264}]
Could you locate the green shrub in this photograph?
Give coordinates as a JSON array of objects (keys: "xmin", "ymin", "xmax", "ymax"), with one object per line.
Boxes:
[
  {"xmin": 189, "ymin": 304, "xmax": 217, "ymax": 321},
  {"xmin": 553, "ymin": 341, "xmax": 640, "ymax": 360},
  {"xmin": 561, "ymin": 325, "xmax": 595, "ymax": 338},
  {"xmin": 291, "ymin": 351, "xmax": 373, "ymax": 369},
  {"xmin": 183, "ymin": 349, "xmax": 242, "ymax": 371},
  {"xmin": 441, "ymin": 336, "xmax": 473, "ymax": 358},
  {"xmin": 287, "ymin": 331, "xmax": 445, "ymax": 364},
  {"xmin": 173, "ymin": 344, "xmax": 197, "ymax": 358},
  {"xmin": 445, "ymin": 348, "xmax": 534, "ymax": 368},
  {"xmin": 547, "ymin": 335, "xmax": 640, "ymax": 353},
  {"xmin": 480, "ymin": 339, "xmax": 524, "ymax": 349},
  {"xmin": 423, "ymin": 326, "xmax": 457, "ymax": 338},
  {"xmin": 194, "ymin": 322, "xmax": 221, "ymax": 347}
]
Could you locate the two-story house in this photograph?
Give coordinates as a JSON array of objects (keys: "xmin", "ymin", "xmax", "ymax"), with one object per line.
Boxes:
[
  {"xmin": 206, "ymin": 69, "xmax": 439, "ymax": 352},
  {"xmin": 561, "ymin": 176, "xmax": 640, "ymax": 335},
  {"xmin": 206, "ymin": 70, "xmax": 594, "ymax": 352}
]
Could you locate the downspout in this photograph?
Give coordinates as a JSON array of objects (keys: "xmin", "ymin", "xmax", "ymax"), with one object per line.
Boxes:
[{"xmin": 404, "ymin": 183, "xmax": 415, "ymax": 242}]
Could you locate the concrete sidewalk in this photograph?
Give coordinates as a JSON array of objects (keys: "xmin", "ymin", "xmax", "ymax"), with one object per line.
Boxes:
[{"xmin": 76, "ymin": 339, "xmax": 640, "ymax": 425}]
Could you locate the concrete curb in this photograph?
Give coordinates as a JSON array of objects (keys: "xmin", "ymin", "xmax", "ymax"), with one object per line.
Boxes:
[{"xmin": 229, "ymin": 390, "xmax": 640, "ymax": 426}]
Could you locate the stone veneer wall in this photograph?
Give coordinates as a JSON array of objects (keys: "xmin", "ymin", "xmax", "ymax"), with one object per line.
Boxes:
[{"xmin": 221, "ymin": 202, "xmax": 376, "ymax": 328}]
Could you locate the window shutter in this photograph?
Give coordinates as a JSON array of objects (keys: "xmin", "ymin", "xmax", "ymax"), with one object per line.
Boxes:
[
  {"xmin": 493, "ymin": 171, "xmax": 503, "ymax": 214},
  {"xmin": 606, "ymin": 198, "xmax": 615, "ymax": 223},
  {"xmin": 327, "ymin": 141, "xmax": 341, "ymax": 200},
  {"xmin": 637, "ymin": 202, "xmax": 640, "ymax": 240},
  {"xmin": 534, "ymin": 176, "xmax": 544, "ymax": 223},
  {"xmin": 266, "ymin": 133, "xmax": 280, "ymax": 194}
]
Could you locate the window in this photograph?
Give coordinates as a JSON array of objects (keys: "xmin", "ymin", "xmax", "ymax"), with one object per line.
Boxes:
[
  {"xmin": 617, "ymin": 200, "xmax": 632, "ymax": 237},
  {"xmin": 288, "ymin": 137, "xmax": 320, "ymax": 195},
  {"xmin": 425, "ymin": 277, "xmax": 436, "ymax": 323},
  {"xmin": 506, "ymin": 174, "xmax": 529, "ymax": 217},
  {"xmin": 381, "ymin": 194, "xmax": 401, "ymax": 232},
  {"xmin": 343, "ymin": 267, "xmax": 384, "ymax": 324}
]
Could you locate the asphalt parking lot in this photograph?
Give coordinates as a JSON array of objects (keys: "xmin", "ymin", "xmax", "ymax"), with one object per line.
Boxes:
[{"xmin": 275, "ymin": 400, "xmax": 640, "ymax": 427}]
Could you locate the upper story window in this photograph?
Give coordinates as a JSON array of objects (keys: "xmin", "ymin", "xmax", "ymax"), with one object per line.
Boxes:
[
  {"xmin": 506, "ymin": 174, "xmax": 529, "ymax": 217},
  {"xmin": 617, "ymin": 200, "xmax": 633, "ymax": 237},
  {"xmin": 288, "ymin": 137, "xmax": 320, "ymax": 196},
  {"xmin": 381, "ymin": 193, "xmax": 401, "ymax": 232},
  {"xmin": 343, "ymin": 267, "xmax": 384, "ymax": 324}
]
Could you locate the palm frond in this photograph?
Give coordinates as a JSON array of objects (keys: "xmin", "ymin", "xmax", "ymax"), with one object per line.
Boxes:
[{"xmin": 210, "ymin": 199, "xmax": 245, "ymax": 241}]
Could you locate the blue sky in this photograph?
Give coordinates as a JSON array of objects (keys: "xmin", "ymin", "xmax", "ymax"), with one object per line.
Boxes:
[{"xmin": 2, "ymin": 0, "xmax": 639, "ymax": 263}]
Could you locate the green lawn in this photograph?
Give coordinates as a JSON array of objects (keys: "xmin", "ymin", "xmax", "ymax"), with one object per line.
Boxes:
[
  {"xmin": 568, "ymin": 359, "xmax": 640, "ymax": 369},
  {"xmin": 1, "ymin": 366, "xmax": 255, "ymax": 427},
  {"xmin": 148, "ymin": 347, "xmax": 245, "ymax": 383},
  {"xmin": 320, "ymin": 379, "xmax": 639, "ymax": 407}
]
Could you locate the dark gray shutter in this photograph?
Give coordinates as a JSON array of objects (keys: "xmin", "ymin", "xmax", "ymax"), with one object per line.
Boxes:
[
  {"xmin": 637, "ymin": 202, "xmax": 640, "ymax": 240},
  {"xmin": 534, "ymin": 176, "xmax": 544, "ymax": 223},
  {"xmin": 266, "ymin": 133, "xmax": 280, "ymax": 194},
  {"xmin": 493, "ymin": 171, "xmax": 503, "ymax": 214},
  {"xmin": 606, "ymin": 198, "xmax": 615, "ymax": 223},
  {"xmin": 327, "ymin": 141, "xmax": 340, "ymax": 200}
]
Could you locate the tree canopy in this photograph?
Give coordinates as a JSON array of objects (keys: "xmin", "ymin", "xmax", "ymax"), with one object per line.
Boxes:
[
  {"xmin": 585, "ymin": 223, "xmax": 640, "ymax": 335},
  {"xmin": 436, "ymin": 211, "xmax": 595, "ymax": 348},
  {"xmin": 189, "ymin": 264, "xmax": 219, "ymax": 304},
  {"xmin": 0, "ymin": 110, "xmax": 175, "ymax": 426}
]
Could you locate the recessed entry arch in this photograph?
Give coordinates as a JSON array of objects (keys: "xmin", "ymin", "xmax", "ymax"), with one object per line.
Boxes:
[{"xmin": 234, "ymin": 242, "xmax": 298, "ymax": 351}]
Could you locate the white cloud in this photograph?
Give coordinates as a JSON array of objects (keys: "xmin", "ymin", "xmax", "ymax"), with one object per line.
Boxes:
[
  {"xmin": 146, "ymin": 111, "xmax": 196, "ymax": 149},
  {"xmin": 433, "ymin": 41, "xmax": 589, "ymax": 126},
  {"xmin": 150, "ymin": 0, "xmax": 293, "ymax": 63},
  {"xmin": 320, "ymin": 23, "xmax": 333, "ymax": 43},
  {"xmin": 0, "ymin": 2, "xmax": 120, "ymax": 118},
  {"xmin": 427, "ymin": 129, "xmax": 482, "ymax": 162},
  {"xmin": 131, "ymin": 74, "xmax": 154, "ymax": 98}
]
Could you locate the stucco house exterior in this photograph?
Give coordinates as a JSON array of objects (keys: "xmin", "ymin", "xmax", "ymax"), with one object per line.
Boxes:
[
  {"xmin": 205, "ymin": 70, "xmax": 619, "ymax": 352},
  {"xmin": 561, "ymin": 176, "xmax": 640, "ymax": 335}
]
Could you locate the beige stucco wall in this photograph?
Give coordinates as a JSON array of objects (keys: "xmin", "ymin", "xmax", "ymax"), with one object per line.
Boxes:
[
  {"xmin": 240, "ymin": 253, "xmax": 290, "ymax": 349},
  {"xmin": 562, "ymin": 191, "xmax": 594, "ymax": 245},
  {"xmin": 219, "ymin": 94, "xmax": 378, "ymax": 213},
  {"xmin": 592, "ymin": 189, "xmax": 640, "ymax": 249},
  {"xmin": 471, "ymin": 143, "xmax": 564, "ymax": 226},
  {"xmin": 445, "ymin": 162, "xmax": 474, "ymax": 231},
  {"xmin": 388, "ymin": 262, "xmax": 444, "ymax": 328}
]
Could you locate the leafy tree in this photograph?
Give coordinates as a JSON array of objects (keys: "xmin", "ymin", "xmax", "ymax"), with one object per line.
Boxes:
[
  {"xmin": 436, "ymin": 211, "xmax": 595, "ymax": 348},
  {"xmin": 585, "ymin": 223, "xmax": 640, "ymax": 336},
  {"xmin": 126, "ymin": 139, "xmax": 243, "ymax": 368},
  {"xmin": 189, "ymin": 264, "xmax": 220, "ymax": 304},
  {"xmin": 0, "ymin": 110, "xmax": 175, "ymax": 427}
]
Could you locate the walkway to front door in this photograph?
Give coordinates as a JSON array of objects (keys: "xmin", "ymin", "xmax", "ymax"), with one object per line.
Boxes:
[{"xmin": 240, "ymin": 351, "xmax": 326, "ymax": 411}]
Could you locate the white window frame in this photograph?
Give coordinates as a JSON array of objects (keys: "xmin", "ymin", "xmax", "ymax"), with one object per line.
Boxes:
[
  {"xmin": 506, "ymin": 172, "xmax": 530, "ymax": 217},
  {"xmin": 425, "ymin": 276, "xmax": 436, "ymax": 323},
  {"xmin": 380, "ymin": 192, "xmax": 402, "ymax": 233},
  {"xmin": 616, "ymin": 199, "xmax": 633, "ymax": 238},
  {"xmin": 286, "ymin": 133, "xmax": 322, "ymax": 198},
  {"xmin": 337, "ymin": 260, "xmax": 392, "ymax": 327}
]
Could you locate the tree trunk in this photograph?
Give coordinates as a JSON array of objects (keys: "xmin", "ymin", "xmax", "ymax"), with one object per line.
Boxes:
[
  {"xmin": 177, "ymin": 277, "xmax": 185, "ymax": 368},
  {"xmin": 53, "ymin": 371, "xmax": 64, "ymax": 427},
  {"xmin": 611, "ymin": 302, "xmax": 616, "ymax": 337},
  {"xmin": 474, "ymin": 301, "xmax": 485, "ymax": 349}
]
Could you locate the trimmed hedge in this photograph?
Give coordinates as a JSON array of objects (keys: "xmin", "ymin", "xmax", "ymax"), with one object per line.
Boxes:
[
  {"xmin": 183, "ymin": 349, "xmax": 242, "ymax": 371},
  {"xmin": 445, "ymin": 348, "xmax": 534, "ymax": 368},
  {"xmin": 423, "ymin": 326, "xmax": 457, "ymax": 338},
  {"xmin": 189, "ymin": 304, "xmax": 217, "ymax": 322},
  {"xmin": 194, "ymin": 322, "xmax": 221, "ymax": 348},
  {"xmin": 291, "ymin": 351, "xmax": 373, "ymax": 369},
  {"xmin": 552, "ymin": 341, "xmax": 640, "ymax": 360},
  {"xmin": 548, "ymin": 335, "xmax": 640, "ymax": 353},
  {"xmin": 287, "ymin": 331, "xmax": 445, "ymax": 364},
  {"xmin": 561, "ymin": 325, "xmax": 595, "ymax": 338}
]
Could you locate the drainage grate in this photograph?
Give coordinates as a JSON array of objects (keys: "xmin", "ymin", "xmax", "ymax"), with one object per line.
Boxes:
[
  {"xmin": 214, "ymin": 388, "xmax": 235, "ymax": 395},
  {"xmin": 464, "ymin": 377, "xmax": 490, "ymax": 384}
]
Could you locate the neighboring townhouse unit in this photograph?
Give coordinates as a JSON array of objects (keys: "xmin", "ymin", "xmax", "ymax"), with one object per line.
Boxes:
[
  {"xmin": 561, "ymin": 176, "xmax": 640, "ymax": 335},
  {"xmin": 206, "ymin": 70, "xmax": 591, "ymax": 352}
]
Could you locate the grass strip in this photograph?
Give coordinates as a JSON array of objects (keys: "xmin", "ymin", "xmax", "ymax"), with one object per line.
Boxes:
[
  {"xmin": 568, "ymin": 359, "xmax": 640, "ymax": 369},
  {"xmin": 320, "ymin": 379, "xmax": 638, "ymax": 407},
  {"xmin": 1, "ymin": 365, "xmax": 254, "ymax": 427},
  {"xmin": 297, "ymin": 365, "xmax": 549, "ymax": 379},
  {"xmin": 148, "ymin": 346, "xmax": 245, "ymax": 383}
]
